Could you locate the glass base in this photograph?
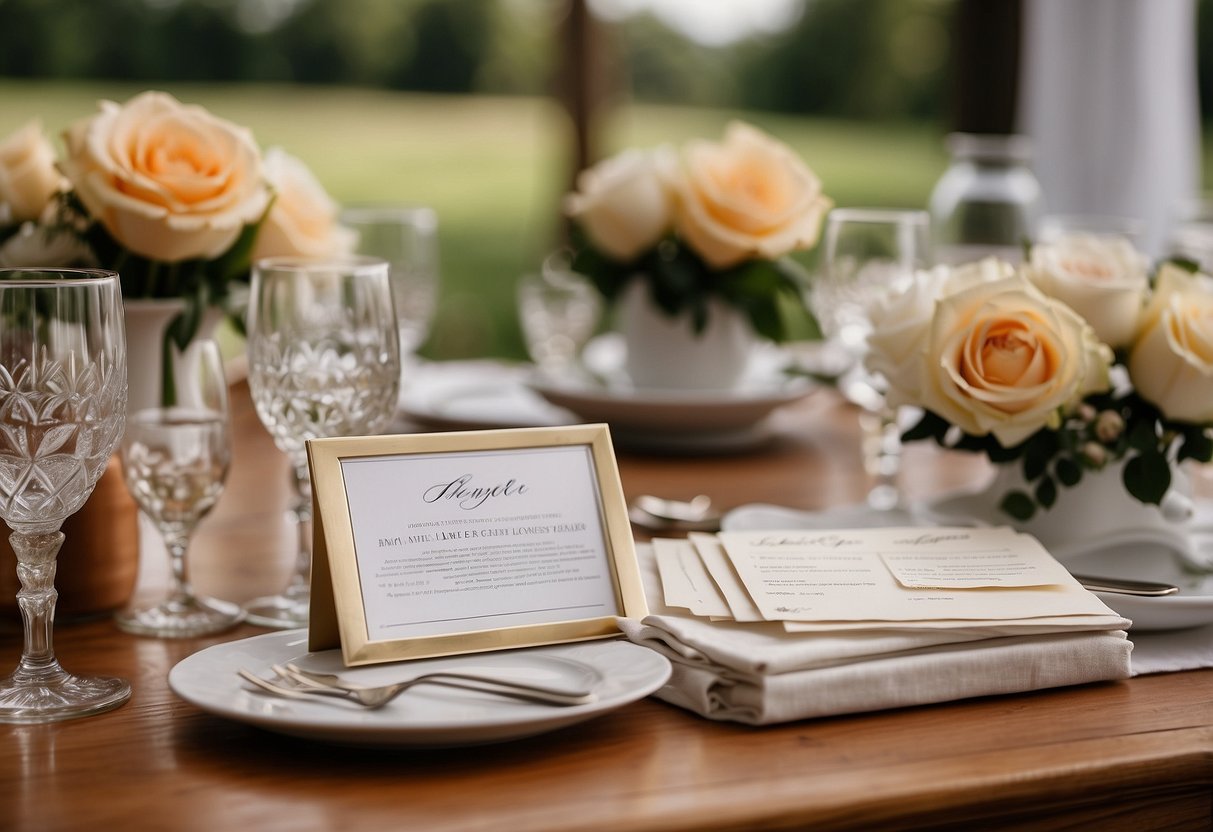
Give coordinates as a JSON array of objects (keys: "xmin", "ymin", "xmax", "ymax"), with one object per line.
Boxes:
[
  {"xmin": 114, "ymin": 595, "xmax": 245, "ymax": 638},
  {"xmin": 243, "ymin": 592, "xmax": 309, "ymax": 630},
  {"xmin": 0, "ymin": 668, "xmax": 130, "ymax": 724}
]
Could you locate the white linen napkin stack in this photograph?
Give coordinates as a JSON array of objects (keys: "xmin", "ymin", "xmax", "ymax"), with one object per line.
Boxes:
[{"xmin": 618, "ymin": 543, "xmax": 1133, "ymax": 725}]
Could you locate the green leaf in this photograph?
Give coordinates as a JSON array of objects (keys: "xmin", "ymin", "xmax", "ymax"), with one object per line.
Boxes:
[
  {"xmin": 1034, "ymin": 475, "xmax": 1057, "ymax": 509},
  {"xmin": 1177, "ymin": 428, "xmax": 1213, "ymax": 464},
  {"xmin": 1123, "ymin": 451, "xmax": 1171, "ymax": 505},
  {"xmin": 1021, "ymin": 430, "xmax": 1059, "ymax": 481},
  {"xmin": 999, "ymin": 490, "xmax": 1036, "ymax": 521},
  {"xmin": 1054, "ymin": 457, "xmax": 1083, "ymax": 487},
  {"xmin": 902, "ymin": 410, "xmax": 950, "ymax": 443},
  {"xmin": 1127, "ymin": 418, "xmax": 1159, "ymax": 453}
]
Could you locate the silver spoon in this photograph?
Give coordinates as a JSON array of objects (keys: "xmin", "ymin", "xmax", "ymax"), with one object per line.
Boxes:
[{"xmin": 630, "ymin": 494, "xmax": 722, "ymax": 531}]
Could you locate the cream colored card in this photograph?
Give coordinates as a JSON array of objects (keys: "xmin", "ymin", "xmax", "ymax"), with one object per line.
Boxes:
[
  {"xmin": 782, "ymin": 613, "xmax": 1129, "ymax": 633},
  {"xmin": 653, "ymin": 538, "xmax": 732, "ymax": 619},
  {"xmin": 687, "ymin": 532, "xmax": 764, "ymax": 622},
  {"xmin": 715, "ymin": 526, "xmax": 1115, "ymax": 623},
  {"xmin": 879, "ymin": 531, "xmax": 1075, "ymax": 589}
]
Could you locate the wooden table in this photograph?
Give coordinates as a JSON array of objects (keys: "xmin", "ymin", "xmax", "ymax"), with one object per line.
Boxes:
[{"xmin": 4, "ymin": 381, "xmax": 1213, "ymax": 832}]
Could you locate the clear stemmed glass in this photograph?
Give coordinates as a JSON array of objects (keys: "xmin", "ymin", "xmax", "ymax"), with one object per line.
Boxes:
[
  {"xmin": 812, "ymin": 208, "xmax": 930, "ymax": 513},
  {"xmin": 115, "ymin": 339, "xmax": 243, "ymax": 637},
  {"xmin": 341, "ymin": 204, "xmax": 440, "ymax": 368},
  {"xmin": 0, "ymin": 268, "xmax": 129, "ymax": 722},
  {"xmin": 516, "ymin": 251, "xmax": 602, "ymax": 376},
  {"xmin": 244, "ymin": 256, "xmax": 401, "ymax": 629}
]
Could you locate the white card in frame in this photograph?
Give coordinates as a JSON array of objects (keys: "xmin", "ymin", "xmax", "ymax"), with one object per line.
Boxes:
[{"xmin": 305, "ymin": 424, "xmax": 646, "ymax": 666}]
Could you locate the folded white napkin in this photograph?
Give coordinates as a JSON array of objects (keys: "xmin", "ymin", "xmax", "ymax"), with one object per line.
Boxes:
[{"xmin": 619, "ymin": 545, "xmax": 1133, "ymax": 725}]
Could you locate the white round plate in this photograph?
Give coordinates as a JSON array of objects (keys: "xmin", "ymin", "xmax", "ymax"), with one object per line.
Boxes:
[
  {"xmin": 169, "ymin": 631, "xmax": 670, "ymax": 747},
  {"xmin": 528, "ymin": 336, "xmax": 814, "ymax": 452},
  {"xmin": 723, "ymin": 501, "xmax": 1213, "ymax": 632},
  {"xmin": 394, "ymin": 360, "xmax": 575, "ymax": 431}
]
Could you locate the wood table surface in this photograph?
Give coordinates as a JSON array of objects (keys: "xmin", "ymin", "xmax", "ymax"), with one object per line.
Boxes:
[{"xmin": 4, "ymin": 379, "xmax": 1213, "ymax": 832}]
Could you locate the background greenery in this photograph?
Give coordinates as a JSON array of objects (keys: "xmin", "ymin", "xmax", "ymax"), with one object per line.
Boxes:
[{"xmin": 0, "ymin": 0, "xmax": 1209, "ymax": 359}]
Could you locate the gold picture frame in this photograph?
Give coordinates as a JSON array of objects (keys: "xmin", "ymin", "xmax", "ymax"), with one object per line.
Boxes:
[{"xmin": 305, "ymin": 424, "xmax": 645, "ymax": 666}]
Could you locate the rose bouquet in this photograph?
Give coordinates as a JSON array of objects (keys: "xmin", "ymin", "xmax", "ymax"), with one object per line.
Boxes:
[
  {"xmin": 0, "ymin": 91, "xmax": 351, "ymax": 373},
  {"xmin": 564, "ymin": 121, "xmax": 831, "ymax": 341},
  {"xmin": 865, "ymin": 234, "xmax": 1213, "ymax": 520}
]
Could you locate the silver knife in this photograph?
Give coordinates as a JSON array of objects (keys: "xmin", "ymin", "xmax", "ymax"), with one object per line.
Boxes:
[{"xmin": 1071, "ymin": 574, "xmax": 1179, "ymax": 596}]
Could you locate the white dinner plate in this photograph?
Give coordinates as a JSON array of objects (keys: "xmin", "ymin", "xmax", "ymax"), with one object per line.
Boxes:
[
  {"xmin": 169, "ymin": 631, "xmax": 670, "ymax": 748},
  {"xmin": 722, "ymin": 501, "xmax": 1213, "ymax": 632},
  {"xmin": 528, "ymin": 336, "xmax": 815, "ymax": 453},
  {"xmin": 394, "ymin": 360, "xmax": 576, "ymax": 431}
]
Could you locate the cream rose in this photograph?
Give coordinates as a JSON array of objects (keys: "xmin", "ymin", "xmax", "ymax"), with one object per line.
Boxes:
[
  {"xmin": 60, "ymin": 91, "xmax": 269, "ymax": 263},
  {"xmin": 671, "ymin": 121, "xmax": 831, "ymax": 269},
  {"xmin": 564, "ymin": 147, "xmax": 674, "ymax": 262},
  {"xmin": 916, "ymin": 275, "xmax": 1111, "ymax": 446},
  {"xmin": 0, "ymin": 120, "xmax": 63, "ymax": 225},
  {"xmin": 1025, "ymin": 233, "xmax": 1149, "ymax": 347},
  {"xmin": 1127, "ymin": 264, "xmax": 1213, "ymax": 422},
  {"xmin": 252, "ymin": 148, "xmax": 355, "ymax": 260},
  {"xmin": 866, "ymin": 258, "xmax": 1015, "ymax": 407}
]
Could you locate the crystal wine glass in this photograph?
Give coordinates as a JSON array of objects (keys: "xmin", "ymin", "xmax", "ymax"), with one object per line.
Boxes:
[
  {"xmin": 115, "ymin": 338, "xmax": 243, "ymax": 637},
  {"xmin": 0, "ymin": 268, "xmax": 129, "ymax": 722},
  {"xmin": 516, "ymin": 251, "xmax": 601, "ymax": 376},
  {"xmin": 244, "ymin": 256, "xmax": 401, "ymax": 629},
  {"xmin": 812, "ymin": 208, "xmax": 930, "ymax": 513},
  {"xmin": 341, "ymin": 204, "xmax": 439, "ymax": 368}
]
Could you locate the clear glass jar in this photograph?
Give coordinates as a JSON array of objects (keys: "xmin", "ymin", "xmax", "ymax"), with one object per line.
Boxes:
[{"xmin": 928, "ymin": 133, "xmax": 1043, "ymax": 264}]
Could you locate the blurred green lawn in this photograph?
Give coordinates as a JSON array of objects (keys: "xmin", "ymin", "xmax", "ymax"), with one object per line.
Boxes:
[{"xmin": 14, "ymin": 80, "xmax": 1196, "ymax": 361}]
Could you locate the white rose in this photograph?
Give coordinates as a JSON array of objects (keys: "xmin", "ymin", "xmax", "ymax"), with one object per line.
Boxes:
[
  {"xmin": 0, "ymin": 120, "xmax": 63, "ymax": 225},
  {"xmin": 1025, "ymin": 233, "xmax": 1150, "ymax": 348},
  {"xmin": 1128, "ymin": 263, "xmax": 1213, "ymax": 423},
  {"xmin": 0, "ymin": 222, "xmax": 95, "ymax": 268},
  {"xmin": 917, "ymin": 275, "xmax": 1112, "ymax": 446},
  {"xmin": 866, "ymin": 257, "xmax": 1015, "ymax": 408},
  {"xmin": 671, "ymin": 121, "xmax": 831, "ymax": 268},
  {"xmin": 252, "ymin": 148, "xmax": 355, "ymax": 260},
  {"xmin": 60, "ymin": 91, "xmax": 270, "ymax": 263},
  {"xmin": 564, "ymin": 147, "xmax": 674, "ymax": 262}
]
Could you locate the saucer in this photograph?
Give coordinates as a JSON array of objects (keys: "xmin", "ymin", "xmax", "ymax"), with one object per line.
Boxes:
[
  {"xmin": 394, "ymin": 360, "xmax": 576, "ymax": 431},
  {"xmin": 528, "ymin": 336, "xmax": 815, "ymax": 453}
]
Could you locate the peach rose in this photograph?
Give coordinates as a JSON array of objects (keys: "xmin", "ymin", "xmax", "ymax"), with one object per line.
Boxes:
[
  {"xmin": 252, "ymin": 148, "xmax": 355, "ymax": 260},
  {"xmin": 1128, "ymin": 264, "xmax": 1213, "ymax": 423},
  {"xmin": 917, "ymin": 275, "xmax": 1112, "ymax": 446},
  {"xmin": 0, "ymin": 120, "xmax": 63, "ymax": 225},
  {"xmin": 564, "ymin": 147, "xmax": 674, "ymax": 262},
  {"xmin": 866, "ymin": 258, "xmax": 1014, "ymax": 407},
  {"xmin": 671, "ymin": 121, "xmax": 831, "ymax": 269},
  {"xmin": 60, "ymin": 91, "xmax": 269, "ymax": 263},
  {"xmin": 1025, "ymin": 233, "xmax": 1149, "ymax": 348}
]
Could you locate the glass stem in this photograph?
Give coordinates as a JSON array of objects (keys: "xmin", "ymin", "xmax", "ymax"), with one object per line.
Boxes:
[
  {"xmin": 285, "ymin": 465, "xmax": 313, "ymax": 600},
  {"xmin": 11, "ymin": 530, "xmax": 65, "ymax": 681},
  {"xmin": 163, "ymin": 529, "xmax": 195, "ymax": 605},
  {"xmin": 861, "ymin": 405, "xmax": 902, "ymax": 511}
]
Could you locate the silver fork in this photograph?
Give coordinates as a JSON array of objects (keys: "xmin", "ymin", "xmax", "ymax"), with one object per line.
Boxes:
[{"xmin": 237, "ymin": 666, "xmax": 596, "ymax": 709}]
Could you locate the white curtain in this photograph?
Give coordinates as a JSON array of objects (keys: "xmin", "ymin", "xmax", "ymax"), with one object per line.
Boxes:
[{"xmin": 1019, "ymin": 0, "xmax": 1201, "ymax": 257}]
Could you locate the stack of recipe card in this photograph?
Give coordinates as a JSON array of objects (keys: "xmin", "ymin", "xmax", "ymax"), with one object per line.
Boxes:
[{"xmin": 616, "ymin": 526, "xmax": 1133, "ymax": 725}]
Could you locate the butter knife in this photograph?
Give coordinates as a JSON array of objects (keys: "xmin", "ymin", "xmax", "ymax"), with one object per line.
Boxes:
[{"xmin": 1071, "ymin": 574, "xmax": 1179, "ymax": 596}]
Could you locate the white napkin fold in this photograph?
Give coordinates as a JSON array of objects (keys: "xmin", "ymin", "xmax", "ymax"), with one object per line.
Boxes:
[{"xmin": 619, "ymin": 544, "xmax": 1133, "ymax": 725}]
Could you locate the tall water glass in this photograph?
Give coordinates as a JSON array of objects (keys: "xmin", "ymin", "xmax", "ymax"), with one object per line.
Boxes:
[
  {"xmin": 245, "ymin": 256, "xmax": 400, "ymax": 629},
  {"xmin": 115, "ymin": 339, "xmax": 243, "ymax": 637},
  {"xmin": 0, "ymin": 268, "xmax": 129, "ymax": 722},
  {"xmin": 813, "ymin": 209, "xmax": 930, "ymax": 512},
  {"xmin": 517, "ymin": 252, "xmax": 601, "ymax": 375},
  {"xmin": 341, "ymin": 205, "xmax": 440, "ymax": 366}
]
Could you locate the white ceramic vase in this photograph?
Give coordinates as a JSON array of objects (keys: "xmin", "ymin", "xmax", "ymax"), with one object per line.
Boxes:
[
  {"xmin": 124, "ymin": 299, "xmax": 225, "ymax": 411},
  {"xmin": 928, "ymin": 458, "xmax": 1195, "ymax": 565},
  {"xmin": 617, "ymin": 279, "xmax": 754, "ymax": 391}
]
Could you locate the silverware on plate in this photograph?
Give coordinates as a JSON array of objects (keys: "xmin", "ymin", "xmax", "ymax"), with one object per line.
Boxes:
[
  {"xmin": 237, "ymin": 665, "xmax": 596, "ymax": 709},
  {"xmin": 1071, "ymin": 574, "xmax": 1179, "ymax": 597},
  {"xmin": 630, "ymin": 494, "xmax": 722, "ymax": 532}
]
